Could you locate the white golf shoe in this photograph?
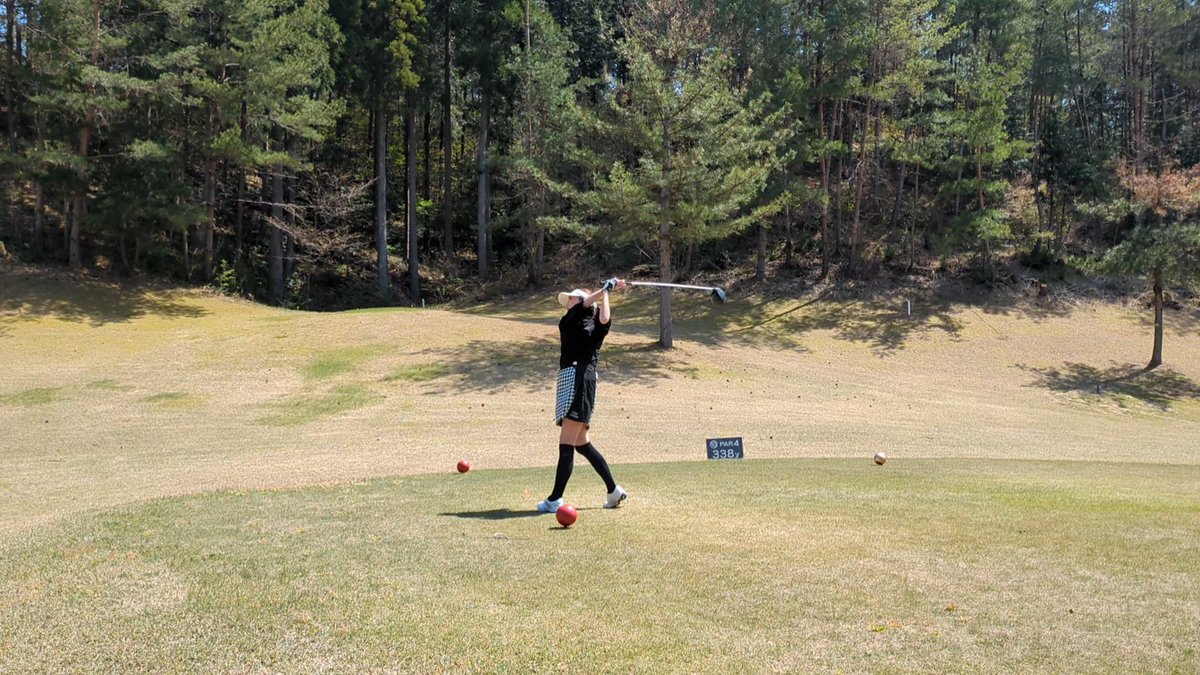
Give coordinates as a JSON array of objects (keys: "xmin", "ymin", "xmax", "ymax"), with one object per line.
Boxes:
[
  {"xmin": 536, "ymin": 498, "xmax": 563, "ymax": 513},
  {"xmin": 604, "ymin": 485, "xmax": 627, "ymax": 509}
]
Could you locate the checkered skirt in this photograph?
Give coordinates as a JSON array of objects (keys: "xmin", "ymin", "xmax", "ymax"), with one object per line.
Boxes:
[{"xmin": 554, "ymin": 366, "xmax": 577, "ymax": 424}]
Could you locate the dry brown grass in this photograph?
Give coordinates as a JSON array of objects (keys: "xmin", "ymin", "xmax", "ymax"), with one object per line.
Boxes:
[{"xmin": 2, "ymin": 264, "xmax": 1199, "ymax": 534}]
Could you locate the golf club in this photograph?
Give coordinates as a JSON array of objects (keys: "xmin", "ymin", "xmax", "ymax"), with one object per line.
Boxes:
[{"xmin": 628, "ymin": 280, "xmax": 728, "ymax": 305}]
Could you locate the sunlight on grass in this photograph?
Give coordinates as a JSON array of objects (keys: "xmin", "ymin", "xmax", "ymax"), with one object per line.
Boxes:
[
  {"xmin": 257, "ymin": 385, "xmax": 382, "ymax": 427},
  {"xmin": 0, "ymin": 459, "xmax": 1196, "ymax": 672}
]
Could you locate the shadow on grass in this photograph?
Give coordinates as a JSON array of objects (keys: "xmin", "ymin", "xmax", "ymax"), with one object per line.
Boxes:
[
  {"xmin": 0, "ymin": 267, "xmax": 209, "ymax": 330},
  {"xmin": 1018, "ymin": 362, "xmax": 1200, "ymax": 411},
  {"xmin": 463, "ymin": 283, "xmax": 1075, "ymax": 357},
  {"xmin": 439, "ymin": 509, "xmax": 543, "ymax": 520},
  {"xmin": 412, "ymin": 335, "xmax": 699, "ymax": 394},
  {"xmin": 681, "ymin": 288, "xmax": 971, "ymax": 355}
]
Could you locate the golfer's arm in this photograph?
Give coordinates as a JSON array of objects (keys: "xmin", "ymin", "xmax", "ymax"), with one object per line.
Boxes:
[
  {"xmin": 583, "ymin": 288, "xmax": 605, "ymax": 309},
  {"xmin": 598, "ymin": 291, "xmax": 611, "ymax": 324}
]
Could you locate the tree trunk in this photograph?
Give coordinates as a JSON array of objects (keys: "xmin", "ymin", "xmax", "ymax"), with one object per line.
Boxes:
[
  {"xmin": 5, "ymin": 0, "xmax": 15, "ymax": 153},
  {"xmin": 441, "ymin": 0, "xmax": 454, "ymax": 262},
  {"xmin": 755, "ymin": 220, "xmax": 767, "ymax": 281},
  {"xmin": 62, "ymin": 199, "xmax": 70, "ymax": 254},
  {"xmin": 69, "ymin": 194, "xmax": 83, "ymax": 270},
  {"xmin": 70, "ymin": 0, "xmax": 102, "ymax": 272},
  {"xmin": 782, "ymin": 171, "xmax": 793, "ymax": 266},
  {"xmin": 269, "ymin": 127, "xmax": 285, "ymax": 304},
  {"xmin": 659, "ymin": 116, "xmax": 673, "ymax": 349},
  {"xmin": 818, "ymin": 98, "xmax": 831, "ymax": 278},
  {"xmin": 833, "ymin": 100, "xmax": 845, "ymax": 257},
  {"xmin": 235, "ymin": 97, "xmax": 247, "ymax": 260},
  {"xmin": 374, "ymin": 98, "xmax": 389, "ymax": 298},
  {"xmin": 977, "ymin": 147, "xmax": 991, "ymax": 277},
  {"xmin": 33, "ymin": 182, "xmax": 44, "ymax": 254},
  {"xmin": 1148, "ymin": 267, "xmax": 1163, "ymax": 369},
  {"xmin": 1030, "ymin": 97, "xmax": 1046, "ymax": 236},
  {"xmin": 850, "ymin": 97, "xmax": 871, "ymax": 273},
  {"xmin": 407, "ymin": 105, "xmax": 420, "ymax": 303},
  {"xmin": 908, "ymin": 164, "xmax": 919, "ymax": 272},
  {"xmin": 476, "ymin": 88, "xmax": 490, "ymax": 279},
  {"xmin": 203, "ymin": 157, "xmax": 216, "ymax": 282},
  {"xmin": 422, "ymin": 107, "xmax": 431, "ymax": 199},
  {"xmin": 284, "ymin": 165, "xmax": 297, "ymax": 281},
  {"xmin": 181, "ymin": 219, "xmax": 190, "ymax": 279},
  {"xmin": 890, "ymin": 159, "xmax": 907, "ymax": 234}
]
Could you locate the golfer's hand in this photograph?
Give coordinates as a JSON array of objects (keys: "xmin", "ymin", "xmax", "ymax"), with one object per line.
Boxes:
[{"xmin": 613, "ymin": 278, "xmax": 627, "ymax": 291}]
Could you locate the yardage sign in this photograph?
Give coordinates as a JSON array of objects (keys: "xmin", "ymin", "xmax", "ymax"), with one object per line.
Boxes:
[{"xmin": 707, "ymin": 437, "xmax": 744, "ymax": 460}]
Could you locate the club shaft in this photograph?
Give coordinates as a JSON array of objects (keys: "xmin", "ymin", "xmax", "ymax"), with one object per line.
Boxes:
[{"xmin": 629, "ymin": 281, "xmax": 717, "ymax": 292}]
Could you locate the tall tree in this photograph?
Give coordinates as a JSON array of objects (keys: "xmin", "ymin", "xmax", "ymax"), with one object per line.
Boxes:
[
  {"xmin": 329, "ymin": 0, "xmax": 422, "ymax": 298},
  {"xmin": 503, "ymin": 0, "xmax": 580, "ymax": 288},
  {"xmin": 578, "ymin": 0, "xmax": 788, "ymax": 347},
  {"xmin": 1099, "ymin": 165, "xmax": 1200, "ymax": 369},
  {"xmin": 461, "ymin": 0, "xmax": 519, "ymax": 279}
]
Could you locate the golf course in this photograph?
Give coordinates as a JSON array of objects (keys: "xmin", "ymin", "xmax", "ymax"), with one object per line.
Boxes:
[{"xmin": 2, "ymin": 265, "xmax": 1198, "ymax": 672}]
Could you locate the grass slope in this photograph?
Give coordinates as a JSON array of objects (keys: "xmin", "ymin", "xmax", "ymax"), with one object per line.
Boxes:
[
  {"xmin": 2, "ymin": 266, "xmax": 1199, "ymax": 534},
  {"xmin": 1, "ymin": 460, "xmax": 1197, "ymax": 672}
]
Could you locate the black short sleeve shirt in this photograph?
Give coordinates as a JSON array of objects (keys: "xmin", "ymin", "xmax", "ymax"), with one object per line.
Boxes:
[{"xmin": 559, "ymin": 302, "xmax": 611, "ymax": 370}]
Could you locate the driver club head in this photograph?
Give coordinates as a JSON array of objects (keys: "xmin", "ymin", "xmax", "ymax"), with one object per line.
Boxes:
[{"xmin": 711, "ymin": 287, "xmax": 727, "ymax": 305}]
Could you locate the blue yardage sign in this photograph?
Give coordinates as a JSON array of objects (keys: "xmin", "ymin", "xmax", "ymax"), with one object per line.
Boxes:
[{"xmin": 707, "ymin": 437, "xmax": 744, "ymax": 460}]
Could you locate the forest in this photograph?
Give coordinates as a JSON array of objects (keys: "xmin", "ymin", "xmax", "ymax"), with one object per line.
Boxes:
[{"xmin": 1, "ymin": 0, "xmax": 1199, "ymax": 324}]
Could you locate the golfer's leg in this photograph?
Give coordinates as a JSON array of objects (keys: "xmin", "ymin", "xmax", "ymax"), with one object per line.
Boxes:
[
  {"xmin": 575, "ymin": 441, "xmax": 616, "ymax": 494},
  {"xmin": 550, "ymin": 421, "xmax": 585, "ymax": 500}
]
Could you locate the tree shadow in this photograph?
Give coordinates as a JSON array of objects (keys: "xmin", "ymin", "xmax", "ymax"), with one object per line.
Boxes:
[
  {"xmin": 0, "ymin": 267, "xmax": 209, "ymax": 330},
  {"xmin": 466, "ymin": 282, "xmax": 1077, "ymax": 356},
  {"xmin": 413, "ymin": 334, "xmax": 699, "ymax": 394},
  {"xmin": 439, "ymin": 509, "xmax": 543, "ymax": 520},
  {"xmin": 1017, "ymin": 361, "xmax": 1200, "ymax": 411},
  {"xmin": 676, "ymin": 287, "xmax": 970, "ymax": 355}
]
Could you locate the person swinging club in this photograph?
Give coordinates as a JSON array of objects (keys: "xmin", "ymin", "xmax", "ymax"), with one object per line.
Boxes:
[{"xmin": 537, "ymin": 277, "xmax": 628, "ymax": 513}]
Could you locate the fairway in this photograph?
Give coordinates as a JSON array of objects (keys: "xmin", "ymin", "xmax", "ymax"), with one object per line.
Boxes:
[
  {"xmin": 2, "ymin": 267, "xmax": 1200, "ymax": 671},
  {"xmin": 2, "ymin": 460, "xmax": 1198, "ymax": 672}
]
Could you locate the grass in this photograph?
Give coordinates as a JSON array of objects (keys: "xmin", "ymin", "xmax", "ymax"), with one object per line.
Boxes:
[
  {"xmin": 141, "ymin": 392, "xmax": 205, "ymax": 410},
  {"xmin": 86, "ymin": 379, "xmax": 133, "ymax": 391},
  {"xmin": 1, "ymin": 460, "xmax": 1196, "ymax": 672},
  {"xmin": 302, "ymin": 345, "xmax": 394, "ymax": 380},
  {"xmin": 384, "ymin": 363, "xmax": 451, "ymax": 382},
  {"xmin": 2, "ymin": 265, "xmax": 1200, "ymax": 670},
  {"xmin": 257, "ymin": 384, "xmax": 383, "ymax": 427},
  {"xmin": 0, "ymin": 387, "xmax": 60, "ymax": 406}
]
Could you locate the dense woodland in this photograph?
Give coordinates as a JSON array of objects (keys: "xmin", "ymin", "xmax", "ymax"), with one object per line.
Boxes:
[{"xmin": 2, "ymin": 0, "xmax": 1200, "ymax": 349}]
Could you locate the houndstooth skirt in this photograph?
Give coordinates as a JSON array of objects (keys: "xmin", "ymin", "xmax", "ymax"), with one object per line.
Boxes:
[{"xmin": 555, "ymin": 363, "xmax": 597, "ymax": 426}]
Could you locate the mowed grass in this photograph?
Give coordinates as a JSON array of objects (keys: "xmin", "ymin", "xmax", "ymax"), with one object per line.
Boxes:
[
  {"xmin": 1, "ymin": 459, "xmax": 1197, "ymax": 672},
  {"xmin": 3, "ymin": 265, "xmax": 1200, "ymax": 670}
]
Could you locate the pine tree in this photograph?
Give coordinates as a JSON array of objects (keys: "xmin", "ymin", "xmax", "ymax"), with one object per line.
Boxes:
[
  {"xmin": 502, "ymin": 0, "xmax": 580, "ymax": 289},
  {"xmin": 1099, "ymin": 165, "xmax": 1200, "ymax": 369},
  {"xmin": 577, "ymin": 0, "xmax": 788, "ymax": 347}
]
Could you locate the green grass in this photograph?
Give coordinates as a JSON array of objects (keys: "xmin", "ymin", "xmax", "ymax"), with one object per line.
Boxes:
[
  {"xmin": 0, "ymin": 387, "xmax": 60, "ymax": 406},
  {"xmin": 1, "ymin": 459, "xmax": 1196, "ymax": 672},
  {"xmin": 4, "ymin": 266, "xmax": 1200, "ymax": 670},
  {"xmin": 85, "ymin": 379, "xmax": 133, "ymax": 391},
  {"xmin": 256, "ymin": 385, "xmax": 382, "ymax": 427},
  {"xmin": 140, "ymin": 392, "xmax": 204, "ymax": 411},
  {"xmin": 384, "ymin": 363, "xmax": 451, "ymax": 382},
  {"xmin": 302, "ymin": 345, "xmax": 393, "ymax": 380}
]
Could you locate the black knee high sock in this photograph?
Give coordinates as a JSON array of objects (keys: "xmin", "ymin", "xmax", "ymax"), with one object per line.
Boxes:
[
  {"xmin": 576, "ymin": 442, "xmax": 617, "ymax": 493},
  {"xmin": 548, "ymin": 444, "xmax": 574, "ymax": 501}
]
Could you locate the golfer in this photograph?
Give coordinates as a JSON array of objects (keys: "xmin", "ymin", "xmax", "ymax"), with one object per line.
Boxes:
[{"xmin": 537, "ymin": 277, "xmax": 628, "ymax": 513}]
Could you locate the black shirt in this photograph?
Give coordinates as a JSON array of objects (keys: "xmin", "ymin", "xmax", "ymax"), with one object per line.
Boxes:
[{"xmin": 559, "ymin": 302, "xmax": 611, "ymax": 370}]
